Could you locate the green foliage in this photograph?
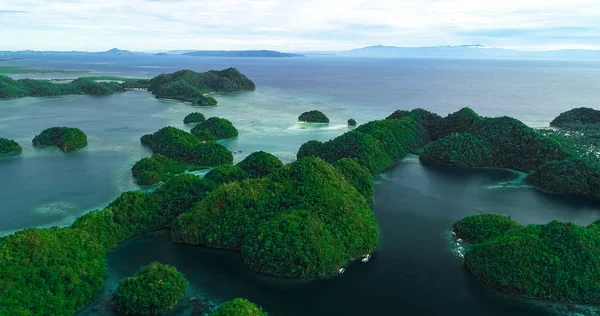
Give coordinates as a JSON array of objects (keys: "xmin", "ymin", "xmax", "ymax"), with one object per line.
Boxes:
[
  {"xmin": 172, "ymin": 157, "xmax": 379, "ymax": 277},
  {"xmin": 141, "ymin": 126, "xmax": 233, "ymax": 166},
  {"xmin": 333, "ymin": 158, "xmax": 373, "ymax": 200},
  {"xmin": 0, "ymin": 227, "xmax": 107, "ymax": 315},
  {"xmin": 386, "ymin": 108, "xmax": 443, "ymax": 140},
  {"xmin": 147, "ymin": 68, "xmax": 255, "ymax": 105},
  {"xmin": 298, "ymin": 110, "xmax": 329, "ymax": 123},
  {"xmin": 453, "ymin": 214, "xmax": 519, "ymax": 243},
  {"xmin": 528, "ymin": 158, "xmax": 600, "ymax": 199},
  {"xmin": 298, "ymin": 117, "xmax": 427, "ymax": 174},
  {"xmin": 191, "ymin": 117, "xmax": 238, "ymax": 141},
  {"xmin": 465, "ymin": 220, "xmax": 600, "ymax": 303},
  {"xmin": 183, "ymin": 112, "xmax": 206, "ymax": 124},
  {"xmin": 32, "ymin": 127, "xmax": 87, "ymax": 152},
  {"xmin": 420, "ymin": 133, "xmax": 492, "ymax": 167},
  {"xmin": 131, "ymin": 154, "xmax": 189, "ymax": 185},
  {"xmin": 204, "ymin": 165, "xmax": 250, "ymax": 185},
  {"xmin": 211, "ymin": 298, "xmax": 266, "ymax": 316},
  {"xmin": 550, "ymin": 107, "xmax": 600, "ymax": 128},
  {"xmin": 108, "ymin": 191, "xmax": 162, "ymax": 236},
  {"xmin": 115, "ymin": 262, "xmax": 187, "ymax": 316},
  {"xmin": 237, "ymin": 151, "xmax": 283, "ymax": 178},
  {"xmin": 348, "ymin": 118, "xmax": 357, "ymax": 126},
  {"xmin": 0, "ymin": 75, "xmax": 125, "ymax": 99},
  {"xmin": 0, "ymin": 137, "xmax": 22, "ymax": 155}
]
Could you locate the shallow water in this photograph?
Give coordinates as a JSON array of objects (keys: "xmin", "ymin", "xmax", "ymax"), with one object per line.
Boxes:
[{"xmin": 3, "ymin": 56, "xmax": 600, "ymax": 315}]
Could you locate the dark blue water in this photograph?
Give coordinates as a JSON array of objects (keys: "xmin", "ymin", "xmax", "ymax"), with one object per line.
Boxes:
[{"xmin": 3, "ymin": 55, "xmax": 600, "ymax": 315}]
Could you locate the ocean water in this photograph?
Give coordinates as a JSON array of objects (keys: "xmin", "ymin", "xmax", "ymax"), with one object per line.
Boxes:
[{"xmin": 2, "ymin": 55, "xmax": 600, "ymax": 315}]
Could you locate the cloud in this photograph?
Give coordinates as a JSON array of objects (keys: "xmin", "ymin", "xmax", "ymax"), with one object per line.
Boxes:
[{"xmin": 1, "ymin": 0, "xmax": 600, "ymax": 51}]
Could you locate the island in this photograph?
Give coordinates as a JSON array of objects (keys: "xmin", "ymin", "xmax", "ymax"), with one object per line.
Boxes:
[
  {"xmin": 115, "ymin": 262, "xmax": 187, "ymax": 316},
  {"xmin": 550, "ymin": 107, "xmax": 600, "ymax": 128},
  {"xmin": 298, "ymin": 110, "xmax": 330, "ymax": 123},
  {"xmin": 131, "ymin": 154, "xmax": 196, "ymax": 185},
  {"xmin": 211, "ymin": 298, "xmax": 267, "ymax": 316},
  {"xmin": 32, "ymin": 127, "xmax": 87, "ymax": 152},
  {"xmin": 0, "ymin": 137, "xmax": 22, "ymax": 155},
  {"xmin": 454, "ymin": 214, "xmax": 600, "ymax": 304},
  {"xmin": 191, "ymin": 117, "xmax": 238, "ymax": 141},
  {"xmin": 181, "ymin": 50, "xmax": 303, "ymax": 58},
  {"xmin": 140, "ymin": 126, "xmax": 233, "ymax": 165},
  {"xmin": 204, "ymin": 151, "xmax": 284, "ymax": 185},
  {"xmin": 348, "ymin": 118, "xmax": 357, "ymax": 126},
  {"xmin": 183, "ymin": 112, "xmax": 206, "ymax": 124},
  {"xmin": 0, "ymin": 68, "xmax": 256, "ymax": 107}
]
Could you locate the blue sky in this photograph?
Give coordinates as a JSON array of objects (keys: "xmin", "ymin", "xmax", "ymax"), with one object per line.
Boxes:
[{"xmin": 2, "ymin": 0, "xmax": 600, "ymax": 52}]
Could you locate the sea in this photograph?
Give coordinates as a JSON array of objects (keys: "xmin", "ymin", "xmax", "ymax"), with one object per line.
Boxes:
[{"xmin": 2, "ymin": 54, "xmax": 600, "ymax": 315}]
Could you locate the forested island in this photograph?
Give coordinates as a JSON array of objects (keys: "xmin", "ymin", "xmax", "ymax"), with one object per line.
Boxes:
[
  {"xmin": 0, "ymin": 138, "xmax": 22, "ymax": 155},
  {"xmin": 32, "ymin": 127, "xmax": 87, "ymax": 152},
  {"xmin": 191, "ymin": 117, "xmax": 238, "ymax": 141},
  {"xmin": 0, "ymin": 68, "xmax": 255, "ymax": 107},
  {"xmin": 299, "ymin": 110, "xmax": 330, "ymax": 123}
]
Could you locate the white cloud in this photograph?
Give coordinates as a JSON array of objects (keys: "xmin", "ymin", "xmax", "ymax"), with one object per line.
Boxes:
[{"xmin": 1, "ymin": 0, "xmax": 600, "ymax": 51}]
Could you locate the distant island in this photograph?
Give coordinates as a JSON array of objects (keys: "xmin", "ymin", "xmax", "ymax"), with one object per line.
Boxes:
[
  {"xmin": 0, "ymin": 48, "xmax": 302, "ymax": 58},
  {"xmin": 0, "ymin": 68, "xmax": 256, "ymax": 107},
  {"xmin": 298, "ymin": 110, "xmax": 330, "ymax": 123},
  {"xmin": 179, "ymin": 50, "xmax": 303, "ymax": 57},
  {"xmin": 0, "ymin": 138, "xmax": 22, "ymax": 155}
]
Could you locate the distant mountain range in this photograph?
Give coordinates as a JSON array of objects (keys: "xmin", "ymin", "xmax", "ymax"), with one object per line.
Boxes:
[
  {"xmin": 339, "ymin": 45, "xmax": 600, "ymax": 59},
  {"xmin": 0, "ymin": 48, "xmax": 303, "ymax": 58}
]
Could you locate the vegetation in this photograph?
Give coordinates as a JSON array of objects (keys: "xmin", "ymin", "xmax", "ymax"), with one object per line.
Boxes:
[
  {"xmin": 420, "ymin": 133, "xmax": 492, "ymax": 167},
  {"xmin": 115, "ymin": 262, "xmax": 187, "ymax": 316},
  {"xmin": 32, "ymin": 127, "xmax": 87, "ymax": 152},
  {"xmin": 463, "ymin": 218, "xmax": 600, "ymax": 303},
  {"xmin": 298, "ymin": 110, "xmax": 329, "ymax": 123},
  {"xmin": 183, "ymin": 112, "xmax": 206, "ymax": 124},
  {"xmin": 0, "ymin": 137, "xmax": 22, "ymax": 155},
  {"xmin": 147, "ymin": 68, "xmax": 255, "ymax": 105},
  {"xmin": 172, "ymin": 157, "xmax": 379, "ymax": 277},
  {"xmin": 141, "ymin": 126, "xmax": 233, "ymax": 166},
  {"xmin": 131, "ymin": 154, "xmax": 192, "ymax": 185},
  {"xmin": 453, "ymin": 214, "xmax": 519, "ymax": 243},
  {"xmin": 237, "ymin": 151, "xmax": 283, "ymax": 178},
  {"xmin": 204, "ymin": 165, "xmax": 250, "ymax": 185},
  {"xmin": 297, "ymin": 117, "xmax": 427, "ymax": 174},
  {"xmin": 527, "ymin": 158, "xmax": 600, "ymax": 199},
  {"xmin": 385, "ymin": 108, "xmax": 443, "ymax": 141},
  {"xmin": 0, "ymin": 75, "xmax": 125, "ymax": 98},
  {"xmin": 333, "ymin": 158, "xmax": 373, "ymax": 200},
  {"xmin": 191, "ymin": 117, "xmax": 238, "ymax": 141},
  {"xmin": 348, "ymin": 118, "xmax": 357, "ymax": 126},
  {"xmin": 550, "ymin": 107, "xmax": 600, "ymax": 128},
  {"xmin": 211, "ymin": 298, "xmax": 267, "ymax": 316}
]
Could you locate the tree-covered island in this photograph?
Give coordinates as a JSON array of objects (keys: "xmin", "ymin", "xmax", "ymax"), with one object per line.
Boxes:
[
  {"xmin": 0, "ymin": 137, "xmax": 22, "ymax": 155},
  {"xmin": 32, "ymin": 127, "xmax": 87, "ymax": 152},
  {"xmin": 298, "ymin": 110, "xmax": 330, "ymax": 123}
]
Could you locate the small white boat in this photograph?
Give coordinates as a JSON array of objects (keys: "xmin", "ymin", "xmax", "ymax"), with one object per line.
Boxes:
[
  {"xmin": 457, "ymin": 238, "xmax": 463, "ymax": 242},
  {"xmin": 338, "ymin": 268, "xmax": 345, "ymax": 274},
  {"xmin": 451, "ymin": 231, "xmax": 456, "ymax": 236},
  {"xmin": 361, "ymin": 254, "xmax": 371, "ymax": 263}
]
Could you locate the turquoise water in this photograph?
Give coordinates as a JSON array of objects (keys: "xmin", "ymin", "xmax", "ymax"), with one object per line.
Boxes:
[{"xmin": 2, "ymin": 56, "xmax": 600, "ymax": 315}]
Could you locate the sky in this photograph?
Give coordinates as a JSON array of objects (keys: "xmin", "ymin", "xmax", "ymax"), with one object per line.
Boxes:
[{"xmin": 2, "ymin": 0, "xmax": 600, "ymax": 52}]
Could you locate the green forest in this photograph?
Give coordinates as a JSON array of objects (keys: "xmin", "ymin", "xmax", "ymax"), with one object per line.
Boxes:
[
  {"xmin": 32, "ymin": 127, "xmax": 87, "ymax": 152},
  {"xmin": 0, "ymin": 137, "xmax": 22, "ymax": 155},
  {"xmin": 298, "ymin": 110, "xmax": 330, "ymax": 123}
]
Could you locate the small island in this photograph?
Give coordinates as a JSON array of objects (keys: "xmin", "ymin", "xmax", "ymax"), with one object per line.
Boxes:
[
  {"xmin": 348, "ymin": 118, "xmax": 357, "ymax": 126},
  {"xmin": 183, "ymin": 112, "xmax": 206, "ymax": 124},
  {"xmin": 0, "ymin": 137, "xmax": 22, "ymax": 155},
  {"xmin": 211, "ymin": 298, "xmax": 267, "ymax": 316},
  {"xmin": 140, "ymin": 126, "xmax": 233, "ymax": 165},
  {"xmin": 298, "ymin": 110, "xmax": 329, "ymax": 123},
  {"xmin": 550, "ymin": 107, "xmax": 600, "ymax": 128},
  {"xmin": 191, "ymin": 117, "xmax": 238, "ymax": 141},
  {"xmin": 32, "ymin": 127, "xmax": 87, "ymax": 152},
  {"xmin": 131, "ymin": 154, "xmax": 195, "ymax": 185},
  {"xmin": 455, "ymin": 214, "xmax": 600, "ymax": 304},
  {"xmin": 115, "ymin": 262, "xmax": 187, "ymax": 316}
]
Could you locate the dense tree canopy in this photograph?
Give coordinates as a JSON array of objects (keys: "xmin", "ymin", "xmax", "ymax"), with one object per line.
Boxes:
[
  {"xmin": 464, "ymin": 219, "xmax": 600, "ymax": 303},
  {"xmin": 453, "ymin": 214, "xmax": 520, "ymax": 243},
  {"xmin": 0, "ymin": 75, "xmax": 125, "ymax": 99},
  {"xmin": 333, "ymin": 158, "xmax": 373, "ymax": 200},
  {"xmin": 147, "ymin": 68, "xmax": 255, "ymax": 105},
  {"xmin": 348, "ymin": 118, "xmax": 357, "ymax": 126},
  {"xmin": 550, "ymin": 107, "xmax": 600, "ymax": 128},
  {"xmin": 420, "ymin": 133, "xmax": 492, "ymax": 167},
  {"xmin": 0, "ymin": 137, "xmax": 22, "ymax": 155},
  {"xmin": 32, "ymin": 127, "xmax": 87, "ymax": 152},
  {"xmin": 141, "ymin": 126, "xmax": 233, "ymax": 166},
  {"xmin": 527, "ymin": 158, "xmax": 600, "ymax": 199},
  {"xmin": 115, "ymin": 262, "xmax": 187, "ymax": 316},
  {"xmin": 191, "ymin": 117, "xmax": 238, "ymax": 141},
  {"xmin": 298, "ymin": 110, "xmax": 330, "ymax": 123},
  {"xmin": 131, "ymin": 154, "xmax": 190, "ymax": 185},
  {"xmin": 172, "ymin": 157, "xmax": 379, "ymax": 277},
  {"xmin": 211, "ymin": 298, "xmax": 266, "ymax": 316},
  {"xmin": 183, "ymin": 112, "xmax": 206, "ymax": 124},
  {"xmin": 204, "ymin": 165, "xmax": 250, "ymax": 185},
  {"xmin": 237, "ymin": 151, "xmax": 283, "ymax": 178}
]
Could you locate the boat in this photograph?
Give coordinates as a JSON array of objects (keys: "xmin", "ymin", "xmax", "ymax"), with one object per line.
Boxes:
[
  {"xmin": 361, "ymin": 254, "xmax": 371, "ymax": 263},
  {"xmin": 338, "ymin": 268, "xmax": 345, "ymax": 274}
]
